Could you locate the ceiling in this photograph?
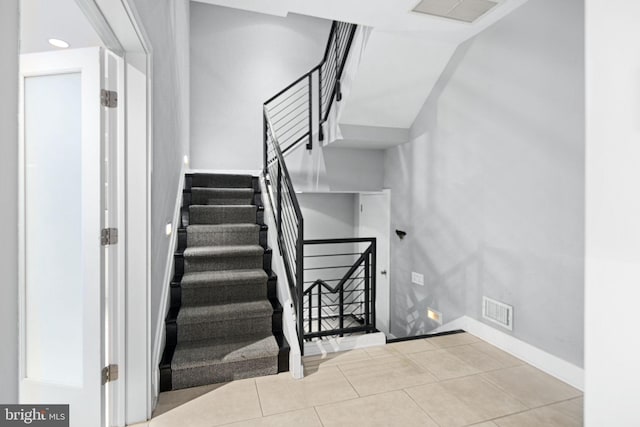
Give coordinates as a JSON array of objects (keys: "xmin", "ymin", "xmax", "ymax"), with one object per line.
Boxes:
[
  {"xmin": 21, "ymin": 0, "xmax": 103, "ymax": 54},
  {"xmin": 192, "ymin": 0, "xmax": 527, "ymax": 41},
  {"xmin": 193, "ymin": 0, "xmax": 530, "ymax": 131}
]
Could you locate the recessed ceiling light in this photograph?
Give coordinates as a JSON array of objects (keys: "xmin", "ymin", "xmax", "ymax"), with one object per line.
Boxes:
[{"xmin": 48, "ymin": 38, "xmax": 70, "ymax": 48}]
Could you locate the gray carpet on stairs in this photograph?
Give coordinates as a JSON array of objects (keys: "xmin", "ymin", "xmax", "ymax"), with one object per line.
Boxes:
[
  {"xmin": 191, "ymin": 188, "xmax": 254, "ymax": 205},
  {"xmin": 190, "ymin": 205, "xmax": 257, "ymax": 225},
  {"xmin": 171, "ymin": 174, "xmax": 279, "ymax": 390},
  {"xmin": 187, "ymin": 224, "xmax": 260, "ymax": 247},
  {"xmin": 180, "ymin": 269, "xmax": 268, "ymax": 306},
  {"xmin": 183, "ymin": 245, "xmax": 264, "ymax": 272}
]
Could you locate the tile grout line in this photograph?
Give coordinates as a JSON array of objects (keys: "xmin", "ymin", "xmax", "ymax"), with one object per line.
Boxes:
[
  {"xmin": 400, "ymin": 388, "xmax": 443, "ymax": 427},
  {"xmin": 438, "ymin": 346, "xmax": 526, "ymax": 375},
  {"xmin": 409, "ymin": 350, "xmax": 481, "ymax": 382},
  {"xmin": 477, "ymin": 369, "xmax": 550, "ymax": 409},
  {"xmin": 252, "ymin": 379, "xmax": 266, "ymax": 417},
  {"xmin": 312, "ymin": 406, "xmax": 326, "ymax": 427},
  {"xmin": 328, "ymin": 357, "xmax": 439, "ymax": 401},
  {"xmin": 334, "ymin": 363, "xmax": 363, "ymax": 398}
]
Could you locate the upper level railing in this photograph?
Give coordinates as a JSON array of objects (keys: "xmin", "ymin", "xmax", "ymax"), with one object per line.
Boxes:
[
  {"xmin": 318, "ymin": 21, "xmax": 357, "ymax": 141},
  {"xmin": 264, "ymin": 21, "xmax": 357, "ymax": 157},
  {"xmin": 303, "ymin": 239, "xmax": 377, "ymax": 339},
  {"xmin": 263, "ymin": 20, "xmax": 361, "ymax": 355}
]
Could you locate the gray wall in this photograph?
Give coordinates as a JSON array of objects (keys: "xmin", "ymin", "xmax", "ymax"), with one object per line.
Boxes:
[
  {"xmin": 0, "ymin": 0, "xmax": 19, "ymax": 404},
  {"xmin": 130, "ymin": 0, "xmax": 190, "ymax": 346},
  {"xmin": 323, "ymin": 147, "xmax": 385, "ymax": 192},
  {"xmin": 190, "ymin": 4, "xmax": 330, "ymax": 170},
  {"xmin": 384, "ymin": 0, "xmax": 585, "ymax": 366},
  {"xmin": 298, "ymin": 193, "xmax": 357, "ymax": 240},
  {"xmin": 298, "ymin": 193, "xmax": 359, "ymax": 290}
]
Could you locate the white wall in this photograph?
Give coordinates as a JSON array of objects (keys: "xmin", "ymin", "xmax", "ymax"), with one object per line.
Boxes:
[
  {"xmin": 189, "ymin": 3, "xmax": 330, "ymax": 170},
  {"xmin": 585, "ymin": 1, "xmax": 640, "ymax": 425},
  {"xmin": 384, "ymin": 0, "xmax": 584, "ymax": 367},
  {"xmin": 323, "ymin": 147, "xmax": 385, "ymax": 192},
  {"xmin": 298, "ymin": 193, "xmax": 357, "ymax": 240},
  {"xmin": 129, "ymin": 0, "xmax": 190, "ymax": 378},
  {"xmin": 0, "ymin": 0, "xmax": 19, "ymax": 404}
]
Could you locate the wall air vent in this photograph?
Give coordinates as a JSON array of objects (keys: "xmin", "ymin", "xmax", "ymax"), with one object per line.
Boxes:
[
  {"xmin": 482, "ymin": 296, "xmax": 513, "ymax": 330},
  {"xmin": 412, "ymin": 0, "xmax": 498, "ymax": 23}
]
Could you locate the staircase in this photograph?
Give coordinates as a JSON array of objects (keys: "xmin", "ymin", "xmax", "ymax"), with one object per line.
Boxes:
[
  {"xmin": 159, "ymin": 18, "xmax": 363, "ymax": 392},
  {"xmin": 159, "ymin": 173, "xmax": 289, "ymax": 391}
]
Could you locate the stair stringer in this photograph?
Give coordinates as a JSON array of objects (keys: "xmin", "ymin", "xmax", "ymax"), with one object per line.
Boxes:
[{"xmin": 259, "ymin": 176, "xmax": 304, "ymax": 379}]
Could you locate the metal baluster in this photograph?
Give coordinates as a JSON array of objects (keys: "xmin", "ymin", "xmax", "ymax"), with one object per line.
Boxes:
[
  {"xmin": 371, "ymin": 240, "xmax": 377, "ymax": 332},
  {"xmin": 308, "ymin": 292, "xmax": 312, "ymax": 335},
  {"xmin": 318, "ymin": 66, "xmax": 324, "ymax": 141},
  {"xmin": 364, "ymin": 248, "xmax": 370, "ymax": 332},
  {"xmin": 276, "ymin": 162, "xmax": 282, "ymax": 243},
  {"xmin": 339, "ymin": 277, "xmax": 344, "ymax": 337},
  {"xmin": 307, "ymin": 73, "xmax": 313, "ymax": 150},
  {"xmin": 334, "ymin": 25, "xmax": 342, "ymax": 102},
  {"xmin": 317, "ymin": 283, "xmax": 322, "ymax": 334},
  {"xmin": 297, "ymin": 220, "xmax": 304, "ymax": 353},
  {"xmin": 263, "ymin": 114, "xmax": 268, "ymax": 176}
]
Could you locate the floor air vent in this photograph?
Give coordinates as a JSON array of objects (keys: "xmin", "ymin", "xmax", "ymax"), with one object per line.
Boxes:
[{"xmin": 482, "ymin": 296, "xmax": 513, "ymax": 330}]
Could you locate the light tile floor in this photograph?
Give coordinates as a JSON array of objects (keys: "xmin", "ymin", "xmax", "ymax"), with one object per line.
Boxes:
[{"xmin": 132, "ymin": 333, "xmax": 583, "ymax": 427}]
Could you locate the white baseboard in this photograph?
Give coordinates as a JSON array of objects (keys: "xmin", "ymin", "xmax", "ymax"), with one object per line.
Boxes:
[
  {"xmin": 150, "ymin": 166, "xmax": 186, "ymax": 409},
  {"xmin": 432, "ymin": 316, "xmax": 584, "ymax": 391},
  {"xmin": 304, "ymin": 332, "xmax": 386, "ymax": 357}
]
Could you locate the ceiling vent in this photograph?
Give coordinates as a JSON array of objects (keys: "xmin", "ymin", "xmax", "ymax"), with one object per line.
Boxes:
[{"xmin": 412, "ymin": 0, "xmax": 498, "ymax": 23}]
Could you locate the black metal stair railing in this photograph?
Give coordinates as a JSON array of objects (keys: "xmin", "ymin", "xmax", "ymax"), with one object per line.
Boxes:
[
  {"xmin": 263, "ymin": 111, "xmax": 305, "ymax": 354},
  {"xmin": 263, "ymin": 20, "xmax": 362, "ymax": 355},
  {"xmin": 263, "ymin": 20, "xmax": 357, "ymax": 157},
  {"xmin": 318, "ymin": 21, "xmax": 357, "ymax": 141},
  {"xmin": 303, "ymin": 238, "xmax": 377, "ymax": 339}
]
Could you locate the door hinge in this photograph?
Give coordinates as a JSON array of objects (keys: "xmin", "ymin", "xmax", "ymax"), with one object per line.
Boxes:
[
  {"xmin": 101, "ymin": 89, "xmax": 118, "ymax": 108},
  {"xmin": 101, "ymin": 228, "xmax": 118, "ymax": 246},
  {"xmin": 102, "ymin": 364, "xmax": 119, "ymax": 385}
]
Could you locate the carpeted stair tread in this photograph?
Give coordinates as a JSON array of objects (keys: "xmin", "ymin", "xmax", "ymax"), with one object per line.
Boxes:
[
  {"xmin": 183, "ymin": 244, "xmax": 264, "ymax": 258},
  {"xmin": 190, "ymin": 205, "xmax": 257, "ymax": 225},
  {"xmin": 187, "ymin": 224, "xmax": 260, "ymax": 247},
  {"xmin": 180, "ymin": 269, "xmax": 269, "ymax": 306},
  {"xmin": 161, "ymin": 173, "xmax": 285, "ymax": 392},
  {"xmin": 177, "ymin": 300, "xmax": 273, "ymax": 324},
  {"xmin": 181, "ymin": 269, "xmax": 268, "ymax": 289},
  {"xmin": 190, "ymin": 173, "xmax": 253, "ymax": 189},
  {"xmin": 172, "ymin": 335, "xmax": 278, "ymax": 371},
  {"xmin": 183, "ymin": 245, "xmax": 264, "ymax": 273},
  {"xmin": 191, "ymin": 188, "xmax": 254, "ymax": 205}
]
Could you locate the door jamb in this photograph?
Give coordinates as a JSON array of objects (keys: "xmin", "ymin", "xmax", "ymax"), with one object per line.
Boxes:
[{"xmin": 75, "ymin": 0, "xmax": 153, "ymax": 424}]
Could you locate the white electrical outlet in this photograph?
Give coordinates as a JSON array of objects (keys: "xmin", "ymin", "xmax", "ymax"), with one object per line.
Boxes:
[{"xmin": 411, "ymin": 272, "xmax": 424, "ymax": 286}]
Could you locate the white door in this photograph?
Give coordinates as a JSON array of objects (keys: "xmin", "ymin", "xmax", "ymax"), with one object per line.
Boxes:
[
  {"xmin": 358, "ymin": 190, "xmax": 391, "ymax": 337},
  {"xmin": 102, "ymin": 50, "xmax": 125, "ymax": 427},
  {"xmin": 19, "ymin": 47, "xmax": 106, "ymax": 427}
]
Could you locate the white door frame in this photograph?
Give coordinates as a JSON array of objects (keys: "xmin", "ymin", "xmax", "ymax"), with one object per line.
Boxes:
[
  {"xmin": 73, "ymin": 0, "xmax": 153, "ymax": 425},
  {"xmin": 357, "ymin": 190, "xmax": 392, "ymax": 338}
]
